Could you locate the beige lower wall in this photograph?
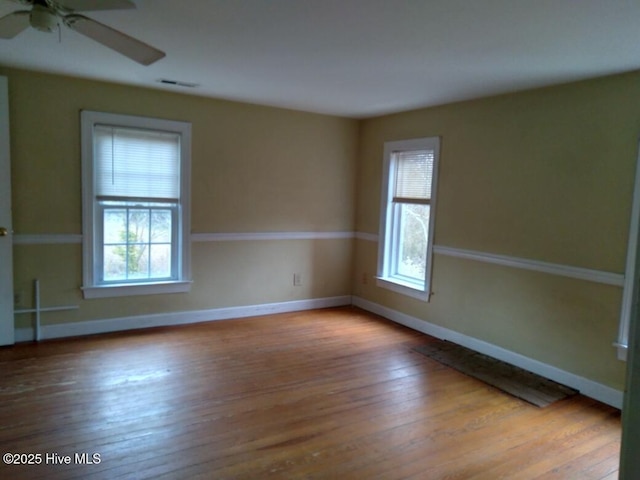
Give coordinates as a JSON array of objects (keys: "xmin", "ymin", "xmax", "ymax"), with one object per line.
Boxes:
[
  {"xmin": 353, "ymin": 238, "xmax": 626, "ymax": 389},
  {"xmin": 192, "ymin": 239, "xmax": 353, "ymax": 309},
  {"xmin": 13, "ymin": 238, "xmax": 353, "ymax": 328},
  {"xmin": 13, "ymin": 244, "xmax": 82, "ymax": 326}
]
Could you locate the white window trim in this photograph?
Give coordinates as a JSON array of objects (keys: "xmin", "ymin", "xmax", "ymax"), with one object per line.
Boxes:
[
  {"xmin": 81, "ymin": 110, "xmax": 192, "ymax": 299},
  {"xmin": 377, "ymin": 137, "xmax": 441, "ymax": 301},
  {"xmin": 616, "ymin": 141, "xmax": 640, "ymax": 361},
  {"xmin": 82, "ymin": 281, "xmax": 192, "ymax": 299}
]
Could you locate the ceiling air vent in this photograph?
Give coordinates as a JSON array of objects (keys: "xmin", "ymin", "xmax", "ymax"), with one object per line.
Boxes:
[{"xmin": 157, "ymin": 79, "xmax": 199, "ymax": 88}]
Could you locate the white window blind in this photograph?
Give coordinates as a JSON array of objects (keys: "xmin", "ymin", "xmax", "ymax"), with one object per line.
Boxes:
[
  {"xmin": 393, "ymin": 150, "xmax": 434, "ymax": 203},
  {"xmin": 94, "ymin": 125, "xmax": 180, "ymax": 200}
]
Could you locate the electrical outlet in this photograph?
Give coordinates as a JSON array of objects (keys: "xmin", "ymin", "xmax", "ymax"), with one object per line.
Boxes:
[{"xmin": 293, "ymin": 273, "xmax": 302, "ymax": 286}]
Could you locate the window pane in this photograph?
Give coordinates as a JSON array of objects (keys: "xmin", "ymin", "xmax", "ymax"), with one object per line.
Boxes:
[
  {"xmin": 151, "ymin": 210, "xmax": 172, "ymax": 242},
  {"xmin": 104, "ymin": 209, "xmax": 126, "ymax": 243},
  {"xmin": 150, "ymin": 244, "xmax": 172, "ymax": 278},
  {"xmin": 103, "ymin": 245, "xmax": 126, "ymax": 281},
  {"xmin": 100, "ymin": 205, "xmax": 176, "ymax": 283},
  {"xmin": 128, "ymin": 209, "xmax": 150, "ymax": 244},
  {"xmin": 396, "ymin": 204, "xmax": 430, "ymax": 281},
  {"xmin": 127, "ymin": 244, "xmax": 149, "ymax": 279}
]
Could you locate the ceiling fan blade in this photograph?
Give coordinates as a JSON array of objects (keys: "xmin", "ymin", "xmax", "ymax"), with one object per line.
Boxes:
[
  {"xmin": 0, "ymin": 10, "xmax": 30, "ymax": 39},
  {"xmin": 6, "ymin": 0, "xmax": 34, "ymax": 6},
  {"xmin": 52, "ymin": 0, "xmax": 135, "ymax": 12},
  {"xmin": 63, "ymin": 14, "xmax": 165, "ymax": 65}
]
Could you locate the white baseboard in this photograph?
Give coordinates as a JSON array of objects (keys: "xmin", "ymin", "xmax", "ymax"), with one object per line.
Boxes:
[
  {"xmin": 352, "ymin": 296, "xmax": 624, "ymax": 409},
  {"xmin": 15, "ymin": 295, "xmax": 352, "ymax": 343}
]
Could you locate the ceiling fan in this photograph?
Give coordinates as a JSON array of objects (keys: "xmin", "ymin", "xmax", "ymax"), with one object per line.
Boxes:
[{"xmin": 0, "ymin": 0, "xmax": 165, "ymax": 65}]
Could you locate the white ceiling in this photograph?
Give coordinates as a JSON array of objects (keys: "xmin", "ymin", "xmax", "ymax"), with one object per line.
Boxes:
[{"xmin": 1, "ymin": 0, "xmax": 639, "ymax": 118}]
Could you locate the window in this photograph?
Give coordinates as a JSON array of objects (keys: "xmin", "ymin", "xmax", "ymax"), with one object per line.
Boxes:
[
  {"xmin": 81, "ymin": 111, "xmax": 191, "ymax": 299},
  {"xmin": 377, "ymin": 137, "xmax": 440, "ymax": 300}
]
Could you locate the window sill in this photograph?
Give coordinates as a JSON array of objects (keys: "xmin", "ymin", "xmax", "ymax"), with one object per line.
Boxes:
[
  {"xmin": 376, "ymin": 276, "xmax": 430, "ymax": 302},
  {"xmin": 81, "ymin": 280, "xmax": 192, "ymax": 299}
]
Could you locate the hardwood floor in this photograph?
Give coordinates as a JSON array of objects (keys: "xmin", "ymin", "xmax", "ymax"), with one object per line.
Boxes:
[{"xmin": 0, "ymin": 307, "xmax": 621, "ymax": 479}]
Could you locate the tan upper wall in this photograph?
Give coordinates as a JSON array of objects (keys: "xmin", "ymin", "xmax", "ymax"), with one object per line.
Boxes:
[
  {"xmin": 7, "ymin": 66, "xmax": 637, "ymax": 271},
  {"xmin": 2, "ymin": 67, "xmax": 358, "ymax": 236},
  {"xmin": 357, "ymin": 71, "xmax": 640, "ymax": 273}
]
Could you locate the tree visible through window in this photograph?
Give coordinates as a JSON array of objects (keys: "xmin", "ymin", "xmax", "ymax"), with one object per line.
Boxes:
[
  {"xmin": 103, "ymin": 205, "xmax": 173, "ymax": 281},
  {"xmin": 397, "ymin": 203, "xmax": 430, "ymax": 280}
]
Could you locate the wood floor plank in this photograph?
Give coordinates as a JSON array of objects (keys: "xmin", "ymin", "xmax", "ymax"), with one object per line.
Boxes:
[
  {"xmin": 0, "ymin": 307, "xmax": 621, "ymax": 479},
  {"xmin": 530, "ymin": 438, "xmax": 621, "ymax": 480}
]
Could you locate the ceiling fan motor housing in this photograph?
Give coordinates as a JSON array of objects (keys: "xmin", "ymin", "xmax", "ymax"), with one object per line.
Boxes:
[{"xmin": 30, "ymin": 4, "xmax": 58, "ymax": 32}]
